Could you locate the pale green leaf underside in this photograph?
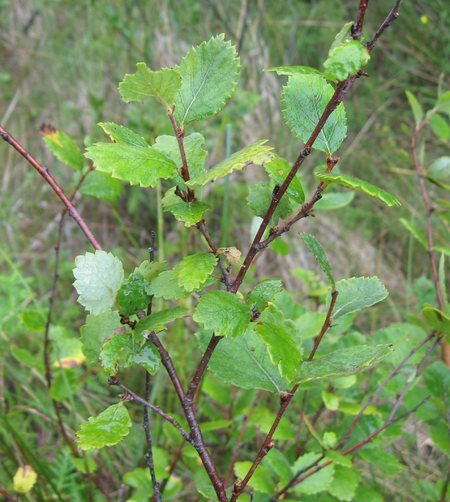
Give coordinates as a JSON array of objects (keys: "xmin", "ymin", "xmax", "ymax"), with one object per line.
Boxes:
[
  {"xmin": 197, "ymin": 328, "xmax": 290, "ymax": 393},
  {"xmin": 296, "ymin": 344, "xmax": 393, "ymax": 383},
  {"xmin": 314, "ymin": 191, "xmax": 354, "ymax": 210},
  {"xmin": 316, "ymin": 173, "xmax": 401, "ymax": 207},
  {"xmin": 256, "ymin": 304, "xmax": 302, "ymax": 381},
  {"xmin": 174, "ymin": 35, "xmax": 240, "ymax": 126},
  {"xmin": 80, "ymin": 311, "xmax": 122, "ymax": 363},
  {"xmin": 118, "ymin": 63, "xmax": 181, "ymax": 110},
  {"xmin": 264, "ymin": 154, "xmax": 305, "ymax": 203},
  {"xmin": 73, "ymin": 251, "xmax": 124, "ymax": 316},
  {"xmin": 323, "ymin": 40, "xmax": 370, "ymax": 82},
  {"xmin": 98, "ymin": 123, "xmax": 149, "ymax": 148},
  {"xmin": 173, "ymin": 252, "xmax": 218, "ymax": 292},
  {"xmin": 328, "ymin": 276, "xmax": 389, "ymax": 320},
  {"xmin": 134, "ymin": 260, "xmax": 168, "ymax": 283},
  {"xmin": 187, "ymin": 141, "xmax": 274, "ymax": 187},
  {"xmin": 329, "ymin": 21, "xmax": 354, "ymax": 53},
  {"xmin": 154, "ymin": 133, "xmax": 208, "ymax": 189},
  {"xmin": 101, "ymin": 333, "xmax": 160, "ymax": 375},
  {"xmin": 283, "ymin": 74, "xmax": 347, "ymax": 154},
  {"xmin": 264, "ymin": 65, "xmax": 323, "ymax": 76},
  {"xmin": 76, "ymin": 404, "xmax": 132, "ymax": 450},
  {"xmin": 135, "ymin": 307, "xmax": 189, "ymax": 336},
  {"xmin": 85, "ymin": 143, "xmax": 177, "ymax": 187},
  {"xmin": 193, "ymin": 290, "xmax": 252, "ymax": 338},
  {"xmin": 301, "ymin": 232, "xmax": 335, "ymax": 288},
  {"xmin": 162, "ymin": 187, "xmax": 211, "ymax": 227}
]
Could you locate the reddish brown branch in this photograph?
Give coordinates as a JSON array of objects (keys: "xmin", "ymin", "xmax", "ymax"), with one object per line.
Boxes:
[
  {"xmin": 0, "ymin": 125, "xmax": 102, "ymax": 250},
  {"xmin": 352, "ymin": 0, "xmax": 369, "ymax": 40},
  {"xmin": 365, "ymin": 0, "xmax": 403, "ymax": 53}
]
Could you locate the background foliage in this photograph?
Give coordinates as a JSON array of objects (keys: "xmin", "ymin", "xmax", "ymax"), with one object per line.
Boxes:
[{"xmin": 1, "ymin": 1, "xmax": 450, "ymax": 501}]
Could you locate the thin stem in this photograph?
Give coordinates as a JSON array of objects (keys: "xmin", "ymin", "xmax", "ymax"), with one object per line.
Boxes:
[
  {"xmin": 336, "ymin": 331, "xmax": 436, "ymax": 450},
  {"xmin": 149, "ymin": 333, "xmax": 228, "ymax": 502},
  {"xmin": 224, "ymin": 390, "xmax": 263, "ymax": 488},
  {"xmin": 0, "ymin": 487, "xmax": 19, "ymax": 502},
  {"xmin": 0, "ymin": 126, "xmax": 102, "ymax": 250},
  {"xmin": 186, "ymin": 334, "xmax": 223, "ymax": 401},
  {"xmin": 108, "ymin": 377, "xmax": 191, "ymax": 441},
  {"xmin": 230, "ymin": 284, "xmax": 339, "ymax": 501},
  {"xmin": 352, "ymin": 0, "xmax": 369, "ymax": 40},
  {"xmin": 142, "ymin": 232, "xmax": 162, "ymax": 502},
  {"xmin": 365, "ymin": 0, "xmax": 403, "ymax": 53}
]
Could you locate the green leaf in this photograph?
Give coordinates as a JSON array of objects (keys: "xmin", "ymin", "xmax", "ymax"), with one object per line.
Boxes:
[
  {"xmin": 322, "ymin": 390, "xmax": 339, "ymax": 410},
  {"xmin": 196, "ymin": 327, "xmax": 290, "ymax": 393},
  {"xmin": 296, "ymin": 344, "xmax": 393, "ymax": 383},
  {"xmin": 303, "ymin": 413, "xmax": 328, "ymax": 449},
  {"xmin": 154, "ymin": 133, "xmax": 208, "ymax": 189},
  {"xmin": 329, "ymin": 276, "xmax": 388, "ymax": 319},
  {"xmin": 324, "ymin": 40, "xmax": 370, "ymax": 82},
  {"xmin": 329, "ymin": 21, "xmax": 354, "ymax": 51},
  {"xmin": 422, "ymin": 304, "xmax": 450, "ymax": 335},
  {"xmin": 428, "ymin": 156, "xmax": 450, "ymax": 180},
  {"xmin": 79, "ymin": 170, "xmax": 122, "ymax": 201},
  {"xmin": 117, "ymin": 273, "xmax": 152, "ymax": 317},
  {"xmin": 324, "ymin": 451, "xmax": 352, "ymax": 467},
  {"xmin": 145, "ymin": 270, "xmax": 188, "ymax": 300},
  {"xmin": 301, "ymin": 232, "xmax": 335, "ymax": 288},
  {"xmin": 40, "ymin": 125, "xmax": 84, "ymax": 171},
  {"xmin": 162, "ymin": 188, "xmax": 211, "ymax": 227},
  {"xmin": 283, "ymin": 75, "xmax": 347, "ymax": 154},
  {"xmin": 428, "ymin": 113, "xmax": 450, "ymax": 139},
  {"xmin": 295, "ymin": 311, "xmax": 326, "ymax": 340},
  {"xmin": 101, "ymin": 333, "xmax": 160, "ymax": 374},
  {"xmin": 255, "ymin": 304, "xmax": 302, "ymax": 381},
  {"xmin": 80, "ymin": 311, "xmax": 122, "ymax": 363},
  {"xmin": 354, "ymin": 486, "xmax": 383, "ymax": 502},
  {"xmin": 76, "ymin": 403, "xmax": 132, "ymax": 450},
  {"xmin": 435, "ymin": 90, "xmax": 450, "ymax": 115},
  {"xmin": 85, "ymin": 142, "xmax": 177, "ymax": 188},
  {"xmin": 135, "ymin": 307, "xmax": 189, "ymax": 337},
  {"xmin": 358, "ymin": 449, "xmax": 403, "ymax": 475},
  {"xmin": 316, "ymin": 173, "xmax": 401, "ymax": 206},
  {"xmin": 234, "ymin": 461, "xmax": 275, "ymax": 494},
  {"xmin": 50, "ymin": 368, "xmax": 78, "ymax": 402},
  {"xmin": 173, "ymin": 253, "xmax": 218, "ymax": 292},
  {"xmin": 292, "ymin": 453, "xmax": 335, "ymax": 495},
  {"xmin": 174, "ymin": 35, "xmax": 240, "ymax": 126},
  {"xmin": 247, "ymin": 279, "xmax": 283, "ymax": 312},
  {"xmin": 405, "ymin": 90, "xmax": 424, "ymax": 128},
  {"xmin": 264, "ymin": 449, "xmax": 294, "ymax": 486},
  {"xmin": 423, "ymin": 360, "xmax": 450, "ymax": 398},
  {"xmin": 247, "ymin": 181, "xmax": 293, "ymax": 224},
  {"xmin": 430, "ymin": 421, "xmax": 450, "ymax": 455},
  {"xmin": 197, "ymin": 486, "xmax": 233, "ymax": 502},
  {"xmin": 10, "ymin": 346, "xmax": 45, "ymax": 373},
  {"xmin": 20, "ymin": 309, "xmax": 46, "ymax": 331},
  {"xmin": 314, "ymin": 191, "xmax": 354, "ymax": 210},
  {"xmin": 186, "ymin": 140, "xmax": 273, "ymax": 188},
  {"xmin": 134, "ymin": 260, "xmax": 168, "ymax": 283},
  {"xmin": 327, "ymin": 465, "xmax": 358, "ymax": 501},
  {"xmin": 73, "ymin": 251, "xmax": 124, "ymax": 316},
  {"xmin": 439, "ymin": 254, "xmax": 449, "ymax": 311},
  {"xmin": 264, "ymin": 154, "xmax": 305, "ymax": 203},
  {"xmin": 118, "ymin": 64, "xmax": 181, "ymax": 111},
  {"xmin": 194, "ymin": 290, "xmax": 252, "ymax": 338},
  {"xmin": 98, "ymin": 122, "xmax": 149, "ymax": 148},
  {"xmin": 270, "ymin": 237, "xmax": 290, "ymax": 256},
  {"xmin": 399, "ymin": 218, "xmax": 428, "ymax": 248},
  {"xmin": 265, "ymin": 65, "xmax": 323, "ymax": 76}
]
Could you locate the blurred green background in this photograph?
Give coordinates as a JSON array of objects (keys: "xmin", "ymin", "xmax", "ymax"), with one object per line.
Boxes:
[{"xmin": 1, "ymin": 1, "xmax": 450, "ymax": 501}]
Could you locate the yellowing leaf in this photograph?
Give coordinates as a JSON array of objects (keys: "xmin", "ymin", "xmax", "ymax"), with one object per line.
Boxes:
[{"xmin": 13, "ymin": 466, "xmax": 37, "ymax": 493}]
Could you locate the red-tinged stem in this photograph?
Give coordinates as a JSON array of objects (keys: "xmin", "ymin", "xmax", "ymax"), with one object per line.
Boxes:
[
  {"xmin": 230, "ymin": 290, "xmax": 338, "ymax": 501},
  {"xmin": 353, "ymin": 0, "xmax": 369, "ymax": 40},
  {"xmin": 0, "ymin": 488, "xmax": 19, "ymax": 502},
  {"xmin": 365, "ymin": 0, "xmax": 403, "ymax": 53},
  {"xmin": 0, "ymin": 125, "xmax": 102, "ymax": 250},
  {"xmin": 186, "ymin": 334, "xmax": 223, "ymax": 401}
]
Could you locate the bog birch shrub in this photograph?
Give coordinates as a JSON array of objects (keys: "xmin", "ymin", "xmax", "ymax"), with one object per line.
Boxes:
[{"xmin": 29, "ymin": 13, "xmax": 450, "ymax": 502}]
